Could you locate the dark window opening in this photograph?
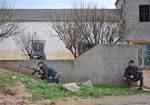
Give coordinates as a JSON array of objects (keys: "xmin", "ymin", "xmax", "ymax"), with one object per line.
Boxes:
[
  {"xmin": 138, "ymin": 44, "xmax": 150, "ymax": 68},
  {"xmin": 139, "ymin": 5, "xmax": 150, "ymax": 22},
  {"xmin": 32, "ymin": 41, "xmax": 45, "ymax": 53}
]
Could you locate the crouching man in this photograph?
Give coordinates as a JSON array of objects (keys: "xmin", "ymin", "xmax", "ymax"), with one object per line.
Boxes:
[
  {"xmin": 37, "ymin": 62, "xmax": 60, "ymax": 84},
  {"xmin": 123, "ymin": 60, "xmax": 144, "ymax": 90}
]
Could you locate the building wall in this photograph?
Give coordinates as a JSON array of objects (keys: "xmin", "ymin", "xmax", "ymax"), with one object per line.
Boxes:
[
  {"xmin": 123, "ymin": 0, "xmax": 150, "ymax": 41},
  {"xmin": 1, "ymin": 1, "xmax": 150, "ymax": 59},
  {"xmin": 0, "ymin": 45, "xmax": 137, "ymax": 85},
  {"xmin": 0, "ymin": 22, "xmax": 74, "ymax": 60}
]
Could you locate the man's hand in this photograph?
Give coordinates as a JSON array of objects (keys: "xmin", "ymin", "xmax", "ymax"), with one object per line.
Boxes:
[
  {"xmin": 130, "ymin": 75, "xmax": 134, "ymax": 78},
  {"xmin": 138, "ymin": 70, "xmax": 142, "ymax": 73},
  {"xmin": 123, "ymin": 77, "xmax": 127, "ymax": 80}
]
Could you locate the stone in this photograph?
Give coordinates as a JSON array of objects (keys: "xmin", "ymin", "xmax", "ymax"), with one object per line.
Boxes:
[
  {"xmin": 82, "ymin": 80, "xmax": 93, "ymax": 87},
  {"xmin": 12, "ymin": 76, "xmax": 17, "ymax": 80},
  {"xmin": 63, "ymin": 83, "xmax": 80, "ymax": 92}
]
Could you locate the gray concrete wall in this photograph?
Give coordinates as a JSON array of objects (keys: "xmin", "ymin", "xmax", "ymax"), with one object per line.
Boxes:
[
  {"xmin": 74, "ymin": 45, "xmax": 137, "ymax": 85},
  {"xmin": 0, "ymin": 45, "xmax": 137, "ymax": 85}
]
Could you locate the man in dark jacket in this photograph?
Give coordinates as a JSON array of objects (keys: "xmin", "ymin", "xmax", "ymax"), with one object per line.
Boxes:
[
  {"xmin": 37, "ymin": 62, "xmax": 60, "ymax": 84},
  {"xmin": 124, "ymin": 60, "xmax": 143, "ymax": 89}
]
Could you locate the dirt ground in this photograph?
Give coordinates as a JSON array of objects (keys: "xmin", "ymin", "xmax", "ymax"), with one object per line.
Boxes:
[
  {"xmin": 0, "ymin": 93, "xmax": 150, "ymax": 105},
  {"xmin": 0, "ymin": 68, "xmax": 150, "ymax": 105},
  {"xmin": 56, "ymin": 93, "xmax": 150, "ymax": 105}
]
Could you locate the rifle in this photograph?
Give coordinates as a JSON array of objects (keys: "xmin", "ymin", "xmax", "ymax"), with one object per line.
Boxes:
[{"xmin": 20, "ymin": 65, "xmax": 42, "ymax": 75}]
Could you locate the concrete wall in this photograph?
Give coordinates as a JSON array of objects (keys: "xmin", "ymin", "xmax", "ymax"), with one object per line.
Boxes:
[
  {"xmin": 74, "ymin": 45, "xmax": 137, "ymax": 85},
  {"xmin": 0, "ymin": 45, "xmax": 137, "ymax": 85}
]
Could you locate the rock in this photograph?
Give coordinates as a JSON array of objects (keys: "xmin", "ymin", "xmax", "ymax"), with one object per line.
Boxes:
[
  {"xmin": 12, "ymin": 76, "xmax": 17, "ymax": 80},
  {"xmin": 82, "ymin": 80, "xmax": 93, "ymax": 87},
  {"xmin": 63, "ymin": 83, "xmax": 80, "ymax": 92}
]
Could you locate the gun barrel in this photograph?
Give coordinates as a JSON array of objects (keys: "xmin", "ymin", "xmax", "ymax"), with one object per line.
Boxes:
[{"xmin": 20, "ymin": 65, "xmax": 33, "ymax": 69}]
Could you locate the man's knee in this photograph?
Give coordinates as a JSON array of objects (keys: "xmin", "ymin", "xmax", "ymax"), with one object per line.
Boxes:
[{"xmin": 138, "ymin": 74, "xmax": 144, "ymax": 81}]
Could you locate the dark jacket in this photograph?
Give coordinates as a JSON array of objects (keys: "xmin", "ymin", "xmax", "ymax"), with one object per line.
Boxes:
[
  {"xmin": 40, "ymin": 64, "xmax": 58, "ymax": 79},
  {"xmin": 124, "ymin": 65, "xmax": 139, "ymax": 78}
]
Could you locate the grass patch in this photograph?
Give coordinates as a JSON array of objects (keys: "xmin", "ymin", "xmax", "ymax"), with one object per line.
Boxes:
[{"xmin": 0, "ymin": 71, "xmax": 146, "ymax": 100}]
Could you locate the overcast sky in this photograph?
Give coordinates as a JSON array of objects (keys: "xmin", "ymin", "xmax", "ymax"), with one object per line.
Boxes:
[{"xmin": 8, "ymin": 0, "xmax": 116, "ymax": 9}]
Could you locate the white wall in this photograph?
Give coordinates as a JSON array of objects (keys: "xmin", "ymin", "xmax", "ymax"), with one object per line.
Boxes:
[{"xmin": 0, "ymin": 22, "xmax": 74, "ymax": 60}]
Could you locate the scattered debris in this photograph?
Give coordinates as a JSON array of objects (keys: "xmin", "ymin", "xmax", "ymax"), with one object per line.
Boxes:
[{"xmin": 63, "ymin": 83, "xmax": 80, "ymax": 92}]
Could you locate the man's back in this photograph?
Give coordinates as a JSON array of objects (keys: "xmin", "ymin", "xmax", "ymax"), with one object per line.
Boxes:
[
  {"xmin": 47, "ymin": 64, "xmax": 58, "ymax": 76},
  {"xmin": 40, "ymin": 64, "xmax": 57, "ymax": 76}
]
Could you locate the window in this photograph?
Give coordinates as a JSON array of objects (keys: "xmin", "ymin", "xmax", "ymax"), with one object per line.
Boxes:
[
  {"xmin": 32, "ymin": 40, "xmax": 45, "ymax": 53},
  {"xmin": 39, "ymin": 43, "xmax": 44, "ymax": 52},
  {"xmin": 139, "ymin": 5, "xmax": 150, "ymax": 22},
  {"xmin": 138, "ymin": 45, "xmax": 150, "ymax": 68}
]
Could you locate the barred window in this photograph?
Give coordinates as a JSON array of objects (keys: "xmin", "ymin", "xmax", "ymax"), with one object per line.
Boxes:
[
  {"xmin": 139, "ymin": 5, "xmax": 150, "ymax": 22},
  {"xmin": 31, "ymin": 40, "xmax": 45, "ymax": 53}
]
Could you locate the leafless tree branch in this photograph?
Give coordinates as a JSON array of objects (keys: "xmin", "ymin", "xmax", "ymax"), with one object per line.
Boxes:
[
  {"xmin": 0, "ymin": 0, "xmax": 21, "ymax": 41},
  {"xmin": 14, "ymin": 33, "xmax": 39, "ymax": 59},
  {"xmin": 51, "ymin": 2, "xmax": 131, "ymax": 58}
]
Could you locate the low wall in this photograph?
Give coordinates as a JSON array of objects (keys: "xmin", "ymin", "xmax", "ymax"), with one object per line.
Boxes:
[
  {"xmin": 74, "ymin": 45, "xmax": 137, "ymax": 85},
  {"xmin": 0, "ymin": 45, "xmax": 138, "ymax": 85},
  {"xmin": 0, "ymin": 60, "xmax": 75, "ymax": 82}
]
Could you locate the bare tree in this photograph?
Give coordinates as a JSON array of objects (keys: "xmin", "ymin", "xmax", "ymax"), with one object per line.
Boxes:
[
  {"xmin": 51, "ymin": 3, "xmax": 130, "ymax": 58},
  {"xmin": 52, "ymin": 21, "xmax": 81, "ymax": 58},
  {"xmin": 15, "ymin": 32, "xmax": 46, "ymax": 60},
  {"xmin": 0, "ymin": 0, "xmax": 21, "ymax": 41},
  {"xmin": 15, "ymin": 33, "xmax": 39, "ymax": 59}
]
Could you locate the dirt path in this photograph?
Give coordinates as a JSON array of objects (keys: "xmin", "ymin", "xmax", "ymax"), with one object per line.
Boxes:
[
  {"xmin": 95, "ymin": 93, "xmax": 150, "ymax": 105},
  {"xmin": 0, "ymin": 93, "xmax": 150, "ymax": 105},
  {"xmin": 53, "ymin": 93, "xmax": 150, "ymax": 105},
  {"xmin": 0, "ymin": 93, "xmax": 28, "ymax": 105}
]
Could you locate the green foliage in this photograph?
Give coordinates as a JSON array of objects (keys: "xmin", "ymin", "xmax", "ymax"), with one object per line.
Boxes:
[{"xmin": 0, "ymin": 72, "xmax": 145, "ymax": 100}]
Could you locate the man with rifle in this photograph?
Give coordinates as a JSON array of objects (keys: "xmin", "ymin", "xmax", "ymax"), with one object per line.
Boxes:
[
  {"xmin": 37, "ymin": 62, "xmax": 60, "ymax": 84},
  {"xmin": 123, "ymin": 60, "xmax": 144, "ymax": 90},
  {"xmin": 21, "ymin": 62, "xmax": 60, "ymax": 84}
]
